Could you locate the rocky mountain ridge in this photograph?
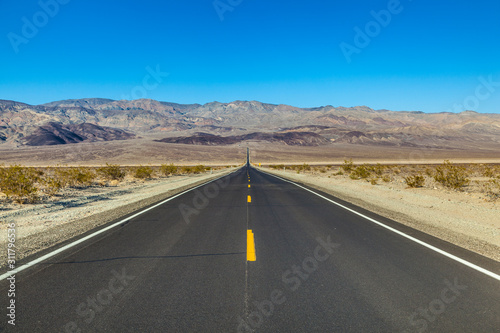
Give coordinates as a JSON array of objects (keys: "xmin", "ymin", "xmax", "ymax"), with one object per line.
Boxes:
[
  {"xmin": 22, "ymin": 122, "xmax": 135, "ymax": 146},
  {"xmin": 1, "ymin": 98, "xmax": 499, "ymax": 148}
]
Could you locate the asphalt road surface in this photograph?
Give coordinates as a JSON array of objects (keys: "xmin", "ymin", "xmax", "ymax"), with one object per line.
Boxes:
[{"xmin": 1, "ymin": 166, "xmax": 499, "ymax": 332}]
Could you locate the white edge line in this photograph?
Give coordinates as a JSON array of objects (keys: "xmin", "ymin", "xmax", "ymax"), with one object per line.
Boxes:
[
  {"xmin": 1, "ymin": 168, "xmax": 242, "ymax": 280},
  {"xmin": 259, "ymin": 168, "xmax": 500, "ymax": 282}
]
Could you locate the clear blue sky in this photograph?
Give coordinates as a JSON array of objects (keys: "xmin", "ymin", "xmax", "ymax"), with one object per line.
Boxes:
[{"xmin": 1, "ymin": 0, "xmax": 499, "ymax": 113}]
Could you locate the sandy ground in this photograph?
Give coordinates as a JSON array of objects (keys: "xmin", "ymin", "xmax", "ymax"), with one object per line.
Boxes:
[
  {"xmin": 258, "ymin": 167, "xmax": 499, "ymax": 262},
  {"xmin": 1, "ymin": 139, "xmax": 499, "ymax": 166},
  {"xmin": 0, "ymin": 168, "xmax": 236, "ymax": 269}
]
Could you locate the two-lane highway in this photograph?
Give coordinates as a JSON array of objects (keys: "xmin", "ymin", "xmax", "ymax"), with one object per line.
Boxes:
[{"xmin": 1, "ymin": 166, "xmax": 499, "ymax": 332}]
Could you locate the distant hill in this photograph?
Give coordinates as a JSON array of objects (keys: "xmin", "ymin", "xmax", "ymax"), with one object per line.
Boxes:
[
  {"xmin": 155, "ymin": 131, "xmax": 328, "ymax": 146},
  {"xmin": 22, "ymin": 122, "xmax": 135, "ymax": 146},
  {"xmin": 1, "ymin": 98, "xmax": 499, "ymax": 148}
]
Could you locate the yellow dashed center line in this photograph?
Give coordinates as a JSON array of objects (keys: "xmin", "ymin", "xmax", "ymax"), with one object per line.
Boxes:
[
  {"xmin": 247, "ymin": 195, "xmax": 251, "ymax": 203},
  {"xmin": 247, "ymin": 230, "xmax": 256, "ymax": 261},
  {"xmin": 248, "ymin": 184, "xmax": 251, "ymax": 188}
]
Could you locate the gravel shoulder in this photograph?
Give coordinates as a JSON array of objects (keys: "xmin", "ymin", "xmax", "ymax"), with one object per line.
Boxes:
[
  {"xmin": 0, "ymin": 168, "xmax": 236, "ymax": 269},
  {"xmin": 259, "ymin": 167, "xmax": 500, "ymax": 262}
]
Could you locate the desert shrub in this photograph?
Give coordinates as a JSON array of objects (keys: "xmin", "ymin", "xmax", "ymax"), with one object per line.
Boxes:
[
  {"xmin": 294, "ymin": 163, "xmax": 311, "ymax": 174},
  {"xmin": 42, "ymin": 176, "xmax": 63, "ymax": 196},
  {"xmin": 0, "ymin": 165, "xmax": 40, "ymax": 203},
  {"xmin": 433, "ymin": 161, "xmax": 470, "ymax": 190},
  {"xmin": 180, "ymin": 166, "xmax": 194, "ymax": 174},
  {"xmin": 134, "ymin": 165, "xmax": 153, "ymax": 179},
  {"xmin": 55, "ymin": 168, "xmax": 96, "ymax": 187},
  {"xmin": 75, "ymin": 168, "xmax": 96, "ymax": 186},
  {"xmin": 404, "ymin": 174, "xmax": 425, "ymax": 188},
  {"xmin": 483, "ymin": 166, "xmax": 496, "ymax": 178},
  {"xmin": 160, "ymin": 163, "xmax": 178, "ymax": 176},
  {"xmin": 326, "ymin": 165, "xmax": 332, "ymax": 169},
  {"xmin": 382, "ymin": 175, "xmax": 391, "ymax": 182},
  {"xmin": 70, "ymin": 168, "xmax": 95, "ymax": 187},
  {"xmin": 370, "ymin": 178, "xmax": 378, "ymax": 185},
  {"xmin": 300, "ymin": 163, "xmax": 311, "ymax": 172},
  {"xmin": 424, "ymin": 168, "xmax": 433, "ymax": 177},
  {"xmin": 193, "ymin": 165, "xmax": 206, "ymax": 173},
  {"xmin": 54, "ymin": 168, "xmax": 73, "ymax": 187},
  {"xmin": 372, "ymin": 163, "xmax": 384, "ymax": 176},
  {"xmin": 349, "ymin": 165, "xmax": 371, "ymax": 180},
  {"xmin": 179, "ymin": 165, "xmax": 205, "ymax": 174},
  {"xmin": 270, "ymin": 164, "xmax": 285, "ymax": 170},
  {"xmin": 484, "ymin": 178, "xmax": 500, "ymax": 200},
  {"xmin": 341, "ymin": 159, "xmax": 354, "ymax": 173},
  {"xmin": 334, "ymin": 170, "xmax": 344, "ymax": 176},
  {"xmin": 97, "ymin": 164, "xmax": 125, "ymax": 181}
]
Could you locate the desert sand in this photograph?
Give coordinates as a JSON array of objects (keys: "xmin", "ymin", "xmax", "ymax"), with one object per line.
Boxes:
[{"xmin": 1, "ymin": 140, "xmax": 499, "ymax": 167}]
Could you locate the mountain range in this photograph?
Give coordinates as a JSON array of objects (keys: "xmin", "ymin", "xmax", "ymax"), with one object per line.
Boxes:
[{"xmin": 1, "ymin": 98, "xmax": 499, "ymax": 149}]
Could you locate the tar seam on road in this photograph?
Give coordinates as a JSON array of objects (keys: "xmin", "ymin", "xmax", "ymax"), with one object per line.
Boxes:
[
  {"xmin": 244, "ymin": 173, "xmax": 251, "ymax": 325},
  {"xmin": 0, "ymin": 168, "xmax": 242, "ymax": 281},
  {"xmin": 261, "ymin": 170, "xmax": 500, "ymax": 282}
]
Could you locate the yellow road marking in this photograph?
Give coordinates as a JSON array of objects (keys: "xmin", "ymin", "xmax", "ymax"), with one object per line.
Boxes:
[
  {"xmin": 247, "ymin": 230, "xmax": 256, "ymax": 261},
  {"xmin": 248, "ymin": 184, "xmax": 251, "ymax": 188},
  {"xmin": 247, "ymin": 195, "xmax": 251, "ymax": 203}
]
